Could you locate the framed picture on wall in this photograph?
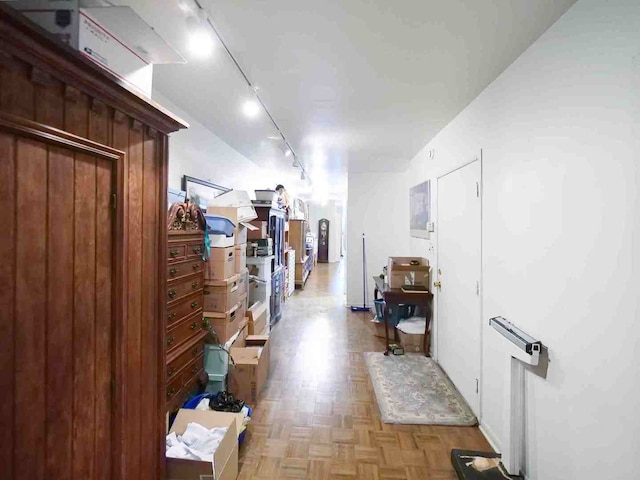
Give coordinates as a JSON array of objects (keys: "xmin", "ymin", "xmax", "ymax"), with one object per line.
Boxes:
[
  {"xmin": 410, "ymin": 180, "xmax": 431, "ymax": 238},
  {"xmin": 182, "ymin": 176, "xmax": 231, "ymax": 211}
]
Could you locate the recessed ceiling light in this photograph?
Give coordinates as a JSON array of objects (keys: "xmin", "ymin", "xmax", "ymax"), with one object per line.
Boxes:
[{"xmin": 242, "ymin": 99, "xmax": 260, "ymax": 118}]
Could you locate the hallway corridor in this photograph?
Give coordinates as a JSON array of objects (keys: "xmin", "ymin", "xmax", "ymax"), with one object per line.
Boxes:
[{"xmin": 238, "ymin": 262, "xmax": 491, "ymax": 479}]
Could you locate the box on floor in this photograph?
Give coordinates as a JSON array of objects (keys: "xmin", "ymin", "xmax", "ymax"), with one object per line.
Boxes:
[
  {"xmin": 397, "ymin": 330, "xmax": 428, "ymax": 354},
  {"xmin": 166, "ymin": 409, "xmax": 239, "ymax": 480},
  {"xmin": 228, "ymin": 335, "xmax": 270, "ymax": 405}
]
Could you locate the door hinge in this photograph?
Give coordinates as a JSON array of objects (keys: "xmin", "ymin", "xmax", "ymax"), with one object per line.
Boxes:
[
  {"xmin": 476, "ymin": 281, "xmax": 479, "ymax": 295},
  {"xmin": 111, "ymin": 193, "xmax": 117, "ymax": 209},
  {"xmin": 476, "ymin": 182, "xmax": 480, "ymax": 197},
  {"xmin": 476, "ymin": 378, "xmax": 479, "ymax": 393}
]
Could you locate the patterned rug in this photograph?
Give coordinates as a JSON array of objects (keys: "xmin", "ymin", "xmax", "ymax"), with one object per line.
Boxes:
[{"xmin": 364, "ymin": 353, "xmax": 477, "ymax": 425}]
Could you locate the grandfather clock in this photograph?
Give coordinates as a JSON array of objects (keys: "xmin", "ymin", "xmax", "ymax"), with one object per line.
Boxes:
[{"xmin": 318, "ymin": 218, "xmax": 329, "ymax": 263}]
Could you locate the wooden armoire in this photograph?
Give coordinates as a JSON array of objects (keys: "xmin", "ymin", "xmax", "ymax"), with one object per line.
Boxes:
[{"xmin": 0, "ymin": 5, "xmax": 187, "ymax": 480}]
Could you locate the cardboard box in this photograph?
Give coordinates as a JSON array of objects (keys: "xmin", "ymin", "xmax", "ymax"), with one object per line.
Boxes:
[
  {"xmin": 203, "ymin": 274, "xmax": 241, "ymax": 313},
  {"xmin": 247, "ymin": 221, "xmax": 269, "ymax": 240},
  {"xmin": 205, "ymin": 247, "xmax": 236, "ymax": 281},
  {"xmin": 234, "ymin": 244, "xmax": 247, "ymax": 274},
  {"xmin": 166, "ymin": 409, "xmax": 239, "ymax": 480},
  {"xmin": 206, "ymin": 206, "xmax": 257, "ymax": 246},
  {"xmin": 237, "ymin": 268, "xmax": 248, "ymax": 298},
  {"xmin": 11, "ymin": 3, "xmax": 183, "ymax": 97},
  {"xmin": 210, "ymin": 233, "xmax": 235, "ymax": 248},
  {"xmin": 397, "ymin": 329, "xmax": 428, "ymax": 354},
  {"xmin": 204, "ymin": 300, "xmax": 243, "ymax": 344},
  {"xmin": 388, "ymin": 257, "xmax": 430, "ymax": 289},
  {"xmin": 371, "ymin": 319, "xmax": 392, "ymax": 339},
  {"xmin": 229, "ymin": 335, "xmax": 270, "ymax": 404},
  {"xmin": 247, "ymin": 301, "xmax": 268, "ymax": 336},
  {"xmin": 230, "ymin": 319, "xmax": 249, "ymax": 349}
]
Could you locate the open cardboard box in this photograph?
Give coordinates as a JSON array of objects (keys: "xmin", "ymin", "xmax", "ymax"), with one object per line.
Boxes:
[
  {"xmin": 247, "ymin": 301, "xmax": 268, "ymax": 335},
  {"xmin": 387, "ymin": 256, "xmax": 430, "ymax": 289},
  {"xmin": 229, "ymin": 335, "xmax": 270, "ymax": 405},
  {"xmin": 166, "ymin": 409, "xmax": 240, "ymax": 480}
]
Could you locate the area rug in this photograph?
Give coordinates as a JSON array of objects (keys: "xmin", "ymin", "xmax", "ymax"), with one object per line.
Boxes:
[{"xmin": 364, "ymin": 352, "xmax": 477, "ymax": 425}]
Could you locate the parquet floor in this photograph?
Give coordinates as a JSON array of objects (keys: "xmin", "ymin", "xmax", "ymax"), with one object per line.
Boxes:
[{"xmin": 238, "ymin": 261, "xmax": 491, "ymax": 479}]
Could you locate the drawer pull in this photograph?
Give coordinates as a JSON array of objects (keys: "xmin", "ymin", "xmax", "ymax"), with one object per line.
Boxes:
[
  {"xmin": 192, "ymin": 263, "xmax": 200, "ymax": 270},
  {"xmin": 192, "ymin": 246, "xmax": 202, "ymax": 254},
  {"xmin": 191, "ymin": 365, "xmax": 198, "ymax": 374},
  {"xmin": 168, "ymin": 289, "xmax": 177, "ymax": 298},
  {"xmin": 167, "ymin": 367, "xmax": 176, "ymax": 377},
  {"xmin": 191, "ymin": 301, "xmax": 199, "ymax": 309},
  {"xmin": 169, "ymin": 249, "xmax": 179, "ymax": 257},
  {"xmin": 167, "ymin": 336, "xmax": 175, "ymax": 346},
  {"xmin": 166, "ymin": 387, "xmax": 176, "ymax": 398},
  {"xmin": 168, "ymin": 312, "xmax": 176, "ymax": 321},
  {"xmin": 190, "ymin": 322, "xmax": 197, "ymax": 330},
  {"xmin": 191, "ymin": 347, "xmax": 199, "ymax": 356},
  {"xmin": 169, "ymin": 267, "xmax": 178, "ymax": 277},
  {"xmin": 191, "ymin": 281, "xmax": 199, "ymax": 289}
]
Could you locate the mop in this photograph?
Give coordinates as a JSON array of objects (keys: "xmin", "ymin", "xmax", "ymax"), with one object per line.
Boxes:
[{"xmin": 350, "ymin": 233, "xmax": 371, "ymax": 312}]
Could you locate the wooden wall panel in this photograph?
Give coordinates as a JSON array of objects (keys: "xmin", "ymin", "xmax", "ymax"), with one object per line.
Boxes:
[
  {"xmin": 72, "ymin": 153, "xmax": 98, "ymax": 480},
  {"xmin": 0, "ymin": 131, "xmax": 15, "ymax": 480},
  {"xmin": 33, "ymin": 70, "xmax": 64, "ymax": 129},
  {"xmin": 14, "ymin": 138, "xmax": 47, "ymax": 480},
  {"xmin": 0, "ymin": 6, "xmax": 187, "ymax": 478},
  {"xmin": 0, "ymin": 59, "xmax": 35, "ymax": 120},
  {"xmin": 46, "ymin": 146, "xmax": 75, "ymax": 480},
  {"xmin": 90, "ymin": 99, "xmax": 114, "ymax": 480},
  {"xmin": 126, "ymin": 122, "xmax": 144, "ymax": 479},
  {"xmin": 141, "ymin": 129, "xmax": 159, "ymax": 476}
]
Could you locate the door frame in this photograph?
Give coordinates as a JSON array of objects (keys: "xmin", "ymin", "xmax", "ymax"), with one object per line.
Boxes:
[
  {"xmin": 0, "ymin": 111, "xmax": 128, "ymax": 477},
  {"xmin": 434, "ymin": 152, "xmax": 483, "ymax": 417}
]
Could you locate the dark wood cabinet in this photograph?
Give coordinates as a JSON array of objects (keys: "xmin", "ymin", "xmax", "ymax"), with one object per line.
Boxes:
[
  {"xmin": 166, "ymin": 202, "xmax": 207, "ymax": 412},
  {"xmin": 0, "ymin": 5, "xmax": 187, "ymax": 480}
]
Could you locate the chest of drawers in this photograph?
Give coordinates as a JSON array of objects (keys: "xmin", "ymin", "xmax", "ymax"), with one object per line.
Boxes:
[{"xmin": 166, "ymin": 203, "xmax": 207, "ymax": 412}]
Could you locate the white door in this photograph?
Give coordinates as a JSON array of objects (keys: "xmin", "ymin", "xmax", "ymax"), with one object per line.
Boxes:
[{"xmin": 436, "ymin": 159, "xmax": 481, "ymax": 415}]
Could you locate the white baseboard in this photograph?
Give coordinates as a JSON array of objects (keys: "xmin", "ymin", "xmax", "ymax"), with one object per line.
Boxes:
[{"xmin": 479, "ymin": 421, "xmax": 502, "ymax": 454}]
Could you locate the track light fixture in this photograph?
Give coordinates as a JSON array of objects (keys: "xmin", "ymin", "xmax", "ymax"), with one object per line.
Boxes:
[
  {"xmin": 300, "ymin": 171, "xmax": 306, "ymax": 180},
  {"xmin": 186, "ymin": 0, "xmax": 311, "ymax": 183}
]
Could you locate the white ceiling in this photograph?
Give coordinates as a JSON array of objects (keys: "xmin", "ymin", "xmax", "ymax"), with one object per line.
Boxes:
[{"xmin": 101, "ymin": 0, "xmax": 576, "ymax": 198}]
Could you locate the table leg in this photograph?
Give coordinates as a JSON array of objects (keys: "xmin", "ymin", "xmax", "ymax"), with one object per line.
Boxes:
[
  {"xmin": 383, "ymin": 304, "xmax": 390, "ymax": 356},
  {"xmin": 424, "ymin": 300, "xmax": 431, "ymax": 357}
]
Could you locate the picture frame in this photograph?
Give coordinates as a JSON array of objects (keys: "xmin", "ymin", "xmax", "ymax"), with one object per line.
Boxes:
[
  {"xmin": 181, "ymin": 176, "xmax": 231, "ymax": 211},
  {"xmin": 410, "ymin": 180, "xmax": 431, "ymax": 239}
]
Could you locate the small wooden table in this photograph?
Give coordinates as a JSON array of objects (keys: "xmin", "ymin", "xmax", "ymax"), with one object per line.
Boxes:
[{"xmin": 373, "ymin": 276, "xmax": 433, "ymax": 356}]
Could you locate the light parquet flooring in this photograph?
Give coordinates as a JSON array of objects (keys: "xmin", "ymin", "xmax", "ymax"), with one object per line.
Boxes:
[{"xmin": 239, "ymin": 262, "xmax": 491, "ymax": 479}]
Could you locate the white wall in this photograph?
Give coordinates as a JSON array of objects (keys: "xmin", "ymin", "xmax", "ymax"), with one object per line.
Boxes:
[
  {"xmin": 309, "ymin": 200, "xmax": 343, "ymax": 263},
  {"xmin": 153, "ymin": 90, "xmax": 281, "ymax": 193},
  {"xmin": 404, "ymin": 1, "xmax": 640, "ymax": 478},
  {"xmin": 346, "ymin": 172, "xmax": 410, "ymax": 306}
]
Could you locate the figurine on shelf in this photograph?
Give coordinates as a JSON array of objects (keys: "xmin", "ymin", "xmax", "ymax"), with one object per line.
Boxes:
[{"xmin": 275, "ymin": 184, "xmax": 290, "ymax": 215}]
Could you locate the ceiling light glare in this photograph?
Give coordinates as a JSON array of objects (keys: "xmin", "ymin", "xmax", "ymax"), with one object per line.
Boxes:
[
  {"xmin": 186, "ymin": 21, "xmax": 215, "ymax": 59},
  {"xmin": 242, "ymin": 99, "xmax": 261, "ymax": 118}
]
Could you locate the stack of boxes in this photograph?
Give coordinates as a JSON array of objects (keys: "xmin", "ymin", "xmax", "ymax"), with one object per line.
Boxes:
[
  {"xmin": 201, "ymin": 192, "xmax": 272, "ymax": 405},
  {"xmin": 203, "ymin": 206, "xmax": 254, "ymax": 345}
]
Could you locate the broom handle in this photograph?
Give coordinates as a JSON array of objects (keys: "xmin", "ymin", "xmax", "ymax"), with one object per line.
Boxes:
[{"xmin": 362, "ymin": 233, "xmax": 366, "ymax": 308}]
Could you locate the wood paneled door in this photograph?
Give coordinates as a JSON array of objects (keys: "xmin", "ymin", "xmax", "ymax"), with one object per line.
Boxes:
[
  {"xmin": 0, "ymin": 4, "xmax": 188, "ymax": 479},
  {"xmin": 0, "ymin": 113, "xmax": 125, "ymax": 480}
]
